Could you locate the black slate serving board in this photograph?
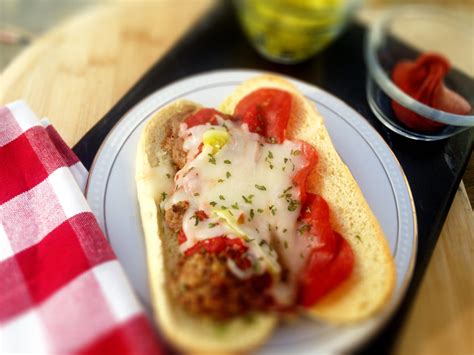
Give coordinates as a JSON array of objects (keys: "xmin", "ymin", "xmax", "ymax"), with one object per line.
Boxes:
[{"xmin": 73, "ymin": 2, "xmax": 473, "ymax": 353}]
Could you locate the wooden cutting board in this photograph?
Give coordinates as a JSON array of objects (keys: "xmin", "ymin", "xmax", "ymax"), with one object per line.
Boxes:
[{"xmin": 1, "ymin": 1, "xmax": 472, "ymax": 354}]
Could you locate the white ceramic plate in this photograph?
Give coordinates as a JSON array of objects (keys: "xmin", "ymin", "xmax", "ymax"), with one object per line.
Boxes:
[{"xmin": 86, "ymin": 70, "xmax": 417, "ymax": 354}]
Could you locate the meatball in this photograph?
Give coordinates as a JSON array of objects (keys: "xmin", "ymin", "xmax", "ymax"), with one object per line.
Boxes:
[
  {"xmin": 164, "ymin": 201, "xmax": 189, "ymax": 231},
  {"xmin": 161, "ymin": 118, "xmax": 187, "ymax": 169},
  {"xmin": 171, "ymin": 251, "xmax": 273, "ymax": 320}
]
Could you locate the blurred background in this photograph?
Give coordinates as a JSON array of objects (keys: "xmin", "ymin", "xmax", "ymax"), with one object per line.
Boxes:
[{"xmin": 1, "ymin": 0, "xmax": 473, "ymax": 70}]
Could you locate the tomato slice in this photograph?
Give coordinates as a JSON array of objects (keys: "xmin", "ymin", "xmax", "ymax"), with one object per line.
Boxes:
[
  {"xmin": 194, "ymin": 210, "xmax": 208, "ymax": 221},
  {"xmin": 299, "ymin": 194, "xmax": 336, "ymax": 253},
  {"xmin": 293, "ymin": 141, "xmax": 318, "ymax": 207},
  {"xmin": 177, "ymin": 229, "xmax": 187, "ymax": 244},
  {"xmin": 298, "ymin": 232, "xmax": 354, "ymax": 307},
  {"xmin": 183, "ymin": 236, "xmax": 247, "ymax": 256},
  {"xmin": 177, "ymin": 210, "xmax": 207, "ymax": 245},
  {"xmin": 297, "ymin": 194, "xmax": 354, "ymax": 307},
  {"xmin": 184, "ymin": 108, "xmax": 228, "ymax": 128},
  {"xmin": 233, "ymin": 88, "xmax": 292, "ymax": 143}
]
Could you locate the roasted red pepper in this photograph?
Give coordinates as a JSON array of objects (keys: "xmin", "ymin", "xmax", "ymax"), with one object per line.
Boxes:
[{"xmin": 392, "ymin": 53, "xmax": 471, "ymax": 132}]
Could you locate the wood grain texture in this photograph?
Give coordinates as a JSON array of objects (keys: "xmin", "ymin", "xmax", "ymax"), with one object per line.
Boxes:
[
  {"xmin": 0, "ymin": 0, "xmax": 213, "ymax": 146},
  {"xmin": 395, "ymin": 184, "xmax": 474, "ymax": 355},
  {"xmin": 0, "ymin": 1, "xmax": 472, "ymax": 354}
]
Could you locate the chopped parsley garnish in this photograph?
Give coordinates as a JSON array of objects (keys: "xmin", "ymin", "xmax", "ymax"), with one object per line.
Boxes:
[
  {"xmin": 165, "ymin": 173, "xmax": 171, "ymax": 179},
  {"xmin": 291, "ymin": 149, "xmax": 301, "ymax": 156},
  {"xmin": 231, "ymin": 202, "xmax": 239, "ymax": 209},
  {"xmin": 282, "ymin": 156, "xmax": 295, "ymax": 171},
  {"xmin": 193, "ymin": 192, "xmax": 200, "ymax": 197},
  {"xmin": 242, "ymin": 194, "xmax": 254, "ymax": 204},
  {"xmin": 217, "ymin": 179, "xmax": 224, "ymax": 183},
  {"xmin": 160, "ymin": 192, "xmax": 167, "ymax": 202},
  {"xmin": 267, "ymin": 137, "xmax": 277, "ymax": 144},
  {"xmin": 355, "ymin": 235, "xmax": 362, "ymax": 242},
  {"xmin": 265, "ymin": 151, "xmax": 274, "ymax": 169},
  {"xmin": 255, "ymin": 184, "xmax": 267, "ymax": 191},
  {"xmin": 269, "ymin": 205, "xmax": 277, "ymax": 215},
  {"xmin": 226, "ymin": 171, "xmax": 231, "ymax": 179},
  {"xmin": 219, "ymin": 195, "xmax": 225, "ymax": 200},
  {"xmin": 227, "ymin": 210, "xmax": 234, "ymax": 216},
  {"xmin": 210, "ymin": 201, "xmax": 217, "ymax": 207},
  {"xmin": 298, "ymin": 223, "xmax": 311, "ymax": 234},
  {"xmin": 284, "ymin": 240, "xmax": 288, "ymax": 248},
  {"xmin": 288, "ymin": 199, "xmax": 300, "ymax": 211},
  {"xmin": 208, "ymin": 222, "xmax": 218, "ymax": 228},
  {"xmin": 283, "ymin": 228, "xmax": 288, "ymax": 233},
  {"xmin": 182, "ymin": 167, "xmax": 194, "ymax": 178},
  {"xmin": 208, "ymin": 153, "xmax": 216, "ymax": 165},
  {"xmin": 257, "ymin": 208, "xmax": 263, "ymax": 213},
  {"xmin": 277, "ymin": 186, "xmax": 299, "ymax": 212},
  {"xmin": 224, "ymin": 159, "xmax": 231, "ymax": 164},
  {"xmin": 190, "ymin": 214, "xmax": 200, "ymax": 226},
  {"xmin": 249, "ymin": 209, "xmax": 255, "ymax": 220}
]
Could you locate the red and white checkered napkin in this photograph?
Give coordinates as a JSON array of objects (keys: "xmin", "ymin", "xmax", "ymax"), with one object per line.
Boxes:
[{"xmin": 0, "ymin": 101, "xmax": 163, "ymax": 354}]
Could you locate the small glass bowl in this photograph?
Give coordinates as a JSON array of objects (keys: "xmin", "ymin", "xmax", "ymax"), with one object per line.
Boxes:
[{"xmin": 365, "ymin": 6, "xmax": 474, "ymax": 141}]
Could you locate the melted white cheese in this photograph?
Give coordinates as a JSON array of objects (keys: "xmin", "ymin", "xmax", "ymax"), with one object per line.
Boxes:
[{"xmin": 164, "ymin": 118, "xmax": 316, "ymax": 305}]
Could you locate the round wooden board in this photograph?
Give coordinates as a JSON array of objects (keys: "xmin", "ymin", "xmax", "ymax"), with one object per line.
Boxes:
[{"xmin": 1, "ymin": 1, "xmax": 472, "ymax": 354}]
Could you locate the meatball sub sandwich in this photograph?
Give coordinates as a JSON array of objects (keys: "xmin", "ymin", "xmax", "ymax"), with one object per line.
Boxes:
[{"xmin": 135, "ymin": 75, "xmax": 396, "ymax": 353}]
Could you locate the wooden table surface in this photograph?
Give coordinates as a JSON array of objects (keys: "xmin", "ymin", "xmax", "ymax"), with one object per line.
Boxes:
[{"xmin": 0, "ymin": 1, "xmax": 472, "ymax": 354}]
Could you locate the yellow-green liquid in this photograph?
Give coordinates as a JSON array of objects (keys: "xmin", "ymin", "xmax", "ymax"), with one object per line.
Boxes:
[{"xmin": 234, "ymin": 0, "xmax": 351, "ymax": 63}]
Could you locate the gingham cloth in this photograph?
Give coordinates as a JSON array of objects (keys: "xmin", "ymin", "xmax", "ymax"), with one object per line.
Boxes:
[{"xmin": 0, "ymin": 101, "xmax": 162, "ymax": 354}]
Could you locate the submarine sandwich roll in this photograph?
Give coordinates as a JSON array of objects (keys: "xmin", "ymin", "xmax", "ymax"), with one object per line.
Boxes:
[{"xmin": 136, "ymin": 75, "xmax": 396, "ymax": 353}]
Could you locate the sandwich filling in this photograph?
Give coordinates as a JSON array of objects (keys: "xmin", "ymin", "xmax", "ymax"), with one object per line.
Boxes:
[{"xmin": 159, "ymin": 89, "xmax": 354, "ymax": 319}]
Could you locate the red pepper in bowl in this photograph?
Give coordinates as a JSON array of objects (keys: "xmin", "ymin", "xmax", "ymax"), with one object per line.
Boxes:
[{"xmin": 391, "ymin": 53, "xmax": 471, "ymax": 132}]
